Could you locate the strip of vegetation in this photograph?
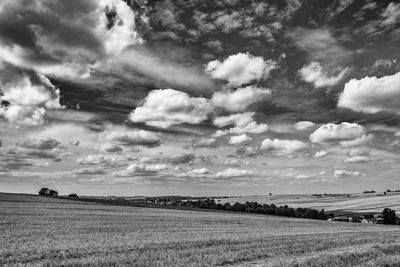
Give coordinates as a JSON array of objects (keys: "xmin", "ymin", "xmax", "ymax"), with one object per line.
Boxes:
[{"xmin": 37, "ymin": 188, "xmax": 399, "ymax": 224}]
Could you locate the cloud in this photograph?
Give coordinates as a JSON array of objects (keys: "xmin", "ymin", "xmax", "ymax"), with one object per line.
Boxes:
[
  {"xmin": 0, "ymin": 0, "xmax": 141, "ymax": 79},
  {"xmin": 213, "ymin": 112, "xmax": 268, "ymax": 135},
  {"xmin": 114, "ymin": 46, "xmax": 216, "ymax": 91},
  {"xmin": 344, "ymin": 156, "xmax": 370, "ymax": 163},
  {"xmin": 294, "ymin": 121, "xmax": 316, "ymax": 131},
  {"xmin": 176, "ymin": 168, "xmax": 211, "ymax": 178},
  {"xmin": 338, "ymin": 72, "xmax": 400, "ymax": 115},
  {"xmin": 77, "ymin": 154, "xmax": 127, "ymax": 167},
  {"xmin": 288, "ymin": 28, "xmax": 350, "ymax": 67},
  {"xmin": 0, "ymin": 65, "xmax": 62, "ymax": 125},
  {"xmin": 165, "ymin": 153, "xmax": 195, "ymax": 164},
  {"xmin": 340, "ymin": 134, "xmax": 373, "ymax": 147},
  {"xmin": 381, "ymin": 3, "xmax": 400, "ymax": 27},
  {"xmin": 261, "ymin": 138, "xmax": 308, "ymax": 155},
  {"xmin": 215, "ymin": 168, "xmax": 253, "ymax": 178},
  {"xmin": 205, "ymin": 53, "xmax": 276, "ymax": 86},
  {"xmin": 102, "ymin": 128, "xmax": 160, "ymax": 147},
  {"xmin": 116, "ymin": 163, "xmax": 169, "ymax": 177},
  {"xmin": 229, "ymin": 134, "xmax": 252, "ymax": 145},
  {"xmin": 299, "ymin": 62, "xmax": 349, "ymax": 88},
  {"xmin": 309, "ymin": 123, "xmax": 366, "ymax": 144},
  {"xmin": 347, "ymin": 149, "xmax": 370, "ymax": 157},
  {"xmin": 18, "ymin": 137, "xmax": 60, "ymax": 150},
  {"xmin": 74, "ymin": 167, "xmax": 105, "ymax": 175},
  {"xmin": 100, "ymin": 143, "xmax": 123, "ymax": 153},
  {"xmin": 130, "ymin": 89, "xmax": 214, "ymax": 128},
  {"xmin": 314, "ymin": 150, "xmax": 328, "ymax": 158},
  {"xmin": 334, "ymin": 170, "xmax": 365, "ymax": 177},
  {"xmin": 211, "ymin": 86, "xmax": 271, "ymax": 112},
  {"xmin": 194, "ymin": 138, "xmax": 218, "ymax": 148}
]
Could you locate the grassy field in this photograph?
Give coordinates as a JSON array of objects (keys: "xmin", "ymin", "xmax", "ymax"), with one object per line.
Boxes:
[
  {"xmin": 1, "ymin": 193, "xmax": 400, "ymax": 266},
  {"xmin": 216, "ymin": 192, "xmax": 400, "ymax": 215}
]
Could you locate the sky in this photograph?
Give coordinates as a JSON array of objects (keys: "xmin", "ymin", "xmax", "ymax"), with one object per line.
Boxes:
[{"xmin": 0, "ymin": 0, "xmax": 400, "ymax": 196}]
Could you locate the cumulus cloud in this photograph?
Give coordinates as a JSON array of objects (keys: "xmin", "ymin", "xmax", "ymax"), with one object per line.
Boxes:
[
  {"xmin": 102, "ymin": 128, "xmax": 160, "ymax": 147},
  {"xmin": 261, "ymin": 138, "xmax": 308, "ymax": 155},
  {"xmin": 229, "ymin": 134, "xmax": 252, "ymax": 145},
  {"xmin": 211, "ymin": 86, "xmax": 271, "ymax": 112},
  {"xmin": 215, "ymin": 168, "xmax": 253, "ymax": 178},
  {"xmin": 338, "ymin": 72, "xmax": 400, "ymax": 115},
  {"xmin": 205, "ymin": 53, "xmax": 276, "ymax": 86},
  {"xmin": 213, "ymin": 112, "xmax": 268, "ymax": 135},
  {"xmin": 314, "ymin": 150, "xmax": 328, "ymax": 158},
  {"xmin": 77, "ymin": 154, "xmax": 127, "ymax": 167},
  {"xmin": 116, "ymin": 163, "xmax": 169, "ymax": 177},
  {"xmin": 294, "ymin": 121, "xmax": 316, "ymax": 131},
  {"xmin": 340, "ymin": 134, "xmax": 373, "ymax": 147},
  {"xmin": 309, "ymin": 123, "xmax": 366, "ymax": 144},
  {"xmin": 100, "ymin": 143, "xmax": 123, "ymax": 153},
  {"xmin": 0, "ymin": 66, "xmax": 62, "ymax": 125},
  {"xmin": 130, "ymin": 89, "xmax": 214, "ymax": 128},
  {"xmin": 0, "ymin": 0, "xmax": 141, "ymax": 79},
  {"xmin": 334, "ymin": 170, "xmax": 365, "ymax": 177},
  {"xmin": 299, "ymin": 62, "xmax": 349, "ymax": 88},
  {"xmin": 18, "ymin": 137, "xmax": 60, "ymax": 150}
]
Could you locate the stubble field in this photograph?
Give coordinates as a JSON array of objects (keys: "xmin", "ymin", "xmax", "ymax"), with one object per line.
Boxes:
[{"xmin": 1, "ymin": 193, "xmax": 400, "ymax": 266}]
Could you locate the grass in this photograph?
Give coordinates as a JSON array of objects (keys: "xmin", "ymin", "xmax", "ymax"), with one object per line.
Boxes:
[{"xmin": 1, "ymin": 193, "xmax": 400, "ymax": 266}]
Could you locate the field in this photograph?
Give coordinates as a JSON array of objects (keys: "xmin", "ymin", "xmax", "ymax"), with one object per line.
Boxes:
[
  {"xmin": 2, "ymin": 193, "xmax": 400, "ymax": 266},
  {"xmin": 216, "ymin": 192, "xmax": 400, "ymax": 215}
]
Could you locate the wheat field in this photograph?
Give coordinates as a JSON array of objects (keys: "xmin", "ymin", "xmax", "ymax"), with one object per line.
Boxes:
[{"xmin": 1, "ymin": 193, "xmax": 400, "ymax": 266}]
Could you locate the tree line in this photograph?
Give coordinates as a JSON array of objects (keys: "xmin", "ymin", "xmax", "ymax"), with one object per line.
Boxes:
[{"xmin": 163, "ymin": 198, "xmax": 329, "ymax": 220}]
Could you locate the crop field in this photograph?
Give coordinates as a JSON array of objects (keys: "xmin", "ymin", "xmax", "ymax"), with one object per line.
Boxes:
[
  {"xmin": 216, "ymin": 192, "xmax": 400, "ymax": 214},
  {"xmin": 1, "ymin": 193, "xmax": 400, "ymax": 266}
]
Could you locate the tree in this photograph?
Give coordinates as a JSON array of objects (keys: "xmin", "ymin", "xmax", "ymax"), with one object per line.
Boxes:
[
  {"xmin": 68, "ymin": 193, "xmax": 78, "ymax": 198},
  {"xmin": 382, "ymin": 208, "xmax": 397, "ymax": 225},
  {"xmin": 38, "ymin": 187, "xmax": 58, "ymax": 197},
  {"xmin": 38, "ymin": 187, "xmax": 50, "ymax": 196}
]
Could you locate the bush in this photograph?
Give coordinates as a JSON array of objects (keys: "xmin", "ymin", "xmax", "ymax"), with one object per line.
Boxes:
[{"xmin": 68, "ymin": 193, "xmax": 78, "ymax": 198}]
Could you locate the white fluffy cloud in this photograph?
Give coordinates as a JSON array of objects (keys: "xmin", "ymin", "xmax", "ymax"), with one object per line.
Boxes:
[
  {"xmin": 213, "ymin": 112, "xmax": 268, "ymax": 135},
  {"xmin": 205, "ymin": 53, "xmax": 276, "ymax": 86},
  {"xmin": 117, "ymin": 163, "xmax": 169, "ymax": 176},
  {"xmin": 261, "ymin": 138, "xmax": 308, "ymax": 155},
  {"xmin": 102, "ymin": 128, "xmax": 160, "ymax": 147},
  {"xmin": 130, "ymin": 89, "xmax": 214, "ymax": 128},
  {"xmin": 211, "ymin": 86, "xmax": 271, "ymax": 112},
  {"xmin": 340, "ymin": 134, "xmax": 373, "ymax": 147},
  {"xmin": 0, "ymin": 70, "xmax": 62, "ymax": 125},
  {"xmin": 338, "ymin": 72, "xmax": 400, "ymax": 115},
  {"xmin": 309, "ymin": 123, "xmax": 366, "ymax": 144},
  {"xmin": 299, "ymin": 62, "xmax": 349, "ymax": 88},
  {"xmin": 0, "ymin": 0, "xmax": 141, "ymax": 79},
  {"xmin": 314, "ymin": 150, "xmax": 328, "ymax": 158},
  {"xmin": 215, "ymin": 168, "xmax": 253, "ymax": 178},
  {"xmin": 77, "ymin": 154, "xmax": 128, "ymax": 167},
  {"xmin": 229, "ymin": 134, "xmax": 252, "ymax": 145}
]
